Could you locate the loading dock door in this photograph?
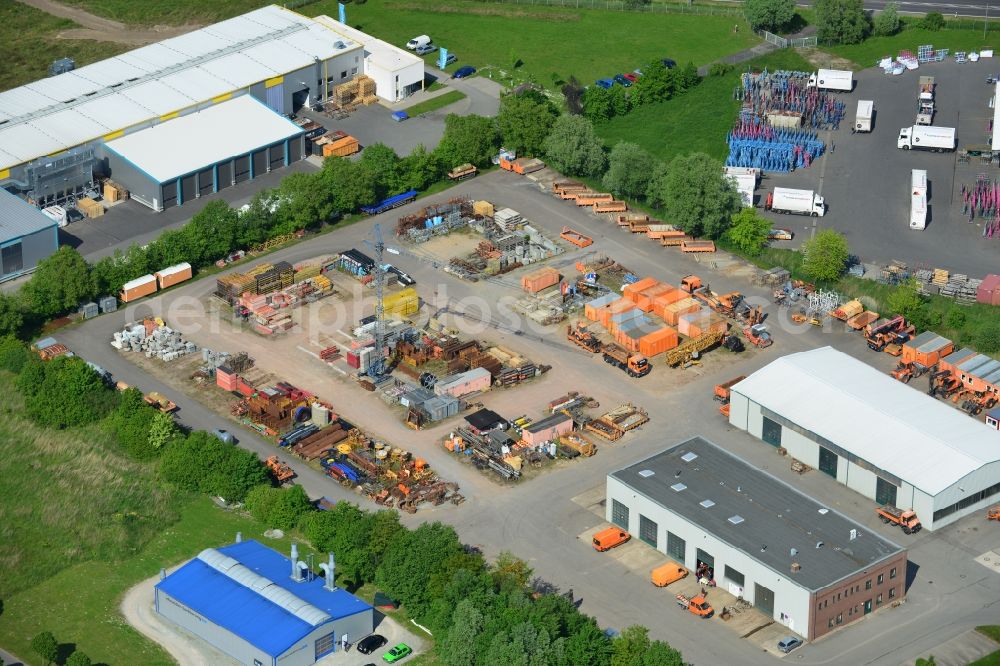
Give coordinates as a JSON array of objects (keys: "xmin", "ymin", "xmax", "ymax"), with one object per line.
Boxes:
[
  {"xmin": 161, "ymin": 184, "xmax": 177, "ymax": 209},
  {"xmin": 315, "ymin": 631, "xmax": 336, "ymax": 658},
  {"xmin": 217, "ymin": 161, "xmax": 232, "ymax": 189},
  {"xmin": 639, "ymin": 515, "xmax": 657, "ymax": 547},
  {"xmin": 611, "ymin": 499, "xmax": 629, "ymax": 530},
  {"xmin": 266, "ymin": 83, "xmax": 284, "ymax": 113},
  {"xmin": 234, "ymin": 156, "xmax": 250, "ymax": 183},
  {"xmin": 288, "ymin": 137, "xmax": 302, "ymax": 162},
  {"xmin": 198, "ymin": 168, "xmax": 213, "ymax": 196},
  {"xmin": 876, "ymin": 477, "xmax": 898, "ymax": 507},
  {"xmin": 755, "ymin": 584, "xmax": 774, "ymax": 616},
  {"xmin": 819, "ymin": 446, "xmax": 838, "ymax": 478},
  {"xmin": 252, "ymin": 149, "xmax": 267, "ymax": 176},
  {"xmin": 292, "ymin": 88, "xmax": 310, "ymax": 112},
  {"xmin": 181, "ymin": 175, "xmax": 196, "ymax": 204},
  {"xmin": 269, "ymin": 143, "xmax": 284, "ymax": 170},
  {"xmin": 762, "ymin": 416, "xmax": 782, "ymax": 447},
  {"xmin": 666, "ymin": 532, "xmax": 685, "ymax": 563}
]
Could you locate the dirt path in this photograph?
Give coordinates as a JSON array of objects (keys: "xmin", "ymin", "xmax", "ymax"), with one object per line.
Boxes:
[
  {"xmin": 16, "ymin": 0, "xmax": 199, "ymax": 45},
  {"xmin": 121, "ymin": 572, "xmax": 238, "ymax": 666}
]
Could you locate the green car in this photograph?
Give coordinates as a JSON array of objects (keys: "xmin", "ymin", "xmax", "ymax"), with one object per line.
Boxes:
[{"xmin": 383, "ymin": 643, "xmax": 412, "ymax": 663}]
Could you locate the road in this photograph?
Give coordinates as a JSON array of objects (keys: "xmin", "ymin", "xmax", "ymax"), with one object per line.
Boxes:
[{"xmin": 57, "ymin": 170, "xmax": 1000, "ymax": 666}]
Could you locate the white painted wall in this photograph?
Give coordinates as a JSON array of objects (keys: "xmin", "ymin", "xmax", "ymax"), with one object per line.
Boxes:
[
  {"xmin": 606, "ymin": 476, "xmax": 812, "ymax": 633},
  {"xmin": 844, "ymin": 461, "xmax": 876, "ymax": 497},
  {"xmin": 777, "ymin": 427, "xmax": 816, "ymax": 467},
  {"xmin": 365, "ymin": 60, "xmax": 424, "ymax": 102}
]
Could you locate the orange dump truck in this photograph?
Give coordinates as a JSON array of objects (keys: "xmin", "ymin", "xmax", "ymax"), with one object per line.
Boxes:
[
  {"xmin": 593, "ymin": 527, "xmax": 630, "ymax": 551},
  {"xmin": 651, "ymin": 563, "xmax": 688, "ymax": 587},
  {"xmin": 876, "ymin": 505, "xmax": 922, "ymax": 534}
]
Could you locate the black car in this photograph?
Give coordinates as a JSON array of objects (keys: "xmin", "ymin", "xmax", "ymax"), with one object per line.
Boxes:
[{"xmin": 358, "ymin": 634, "xmax": 388, "ymax": 655}]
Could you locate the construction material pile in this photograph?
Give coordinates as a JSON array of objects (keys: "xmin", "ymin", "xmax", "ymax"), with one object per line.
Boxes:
[
  {"xmin": 879, "ymin": 46, "xmax": 949, "ymax": 74},
  {"xmin": 395, "ymin": 198, "xmax": 472, "ymax": 242},
  {"xmin": 585, "ymin": 404, "xmax": 650, "ymax": 441},
  {"xmin": 734, "ymin": 70, "xmax": 846, "ymax": 130},
  {"xmin": 216, "ymin": 261, "xmax": 294, "ymax": 304},
  {"xmin": 111, "ymin": 317, "xmax": 198, "ymax": 361},
  {"xmin": 552, "ymin": 182, "xmax": 628, "ymax": 213},
  {"xmin": 912, "ymin": 267, "xmax": 981, "ymax": 303},
  {"xmin": 219, "ymin": 259, "xmax": 336, "ymax": 335},
  {"xmin": 726, "ymin": 113, "xmax": 825, "ymax": 172}
]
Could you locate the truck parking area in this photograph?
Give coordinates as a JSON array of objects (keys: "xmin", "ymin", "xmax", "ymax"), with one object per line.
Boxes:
[{"xmin": 759, "ymin": 59, "xmax": 1000, "ymax": 278}]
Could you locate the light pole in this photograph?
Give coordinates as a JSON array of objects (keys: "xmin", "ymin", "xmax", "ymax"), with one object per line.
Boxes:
[{"xmin": 986, "ymin": 5, "xmax": 990, "ymax": 41}]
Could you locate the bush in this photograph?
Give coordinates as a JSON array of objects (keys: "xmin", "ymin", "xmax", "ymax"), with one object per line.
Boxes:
[
  {"xmin": 744, "ymin": 0, "xmax": 796, "ymax": 32},
  {"xmin": 16, "ymin": 355, "xmax": 114, "ymax": 428},
  {"xmin": 920, "ymin": 11, "xmax": 945, "ymax": 30},
  {"xmin": 246, "ymin": 485, "xmax": 313, "ymax": 530},
  {"xmin": 945, "ymin": 309, "xmax": 967, "ymax": 329},
  {"xmin": 159, "ymin": 431, "xmax": 268, "ymax": 501},
  {"xmin": 873, "ymin": 3, "xmax": 901, "ymax": 36},
  {"xmin": 976, "ymin": 324, "xmax": 1000, "ymax": 353},
  {"xmin": 800, "ymin": 229, "xmax": 850, "ymax": 282},
  {"xmin": 709, "ymin": 62, "xmax": 735, "ymax": 77},
  {"xmin": 0, "ymin": 335, "xmax": 29, "ymax": 374}
]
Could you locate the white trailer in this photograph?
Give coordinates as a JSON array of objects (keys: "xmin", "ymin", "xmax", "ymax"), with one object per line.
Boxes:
[
  {"xmin": 855, "ymin": 100, "xmax": 873, "ymax": 133},
  {"xmin": 897, "ymin": 125, "xmax": 956, "ymax": 151},
  {"xmin": 910, "ymin": 169, "xmax": 927, "ymax": 230},
  {"xmin": 723, "ymin": 167, "xmax": 759, "ymax": 207},
  {"xmin": 808, "ymin": 69, "xmax": 853, "ymax": 92},
  {"xmin": 767, "ymin": 187, "xmax": 825, "ymax": 217}
]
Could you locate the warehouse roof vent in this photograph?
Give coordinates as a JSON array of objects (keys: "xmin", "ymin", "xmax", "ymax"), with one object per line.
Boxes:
[
  {"xmin": 670, "ymin": 482, "xmax": 687, "ymax": 492},
  {"xmin": 334, "ymin": 40, "xmax": 346, "ymax": 49},
  {"xmin": 728, "ymin": 515, "xmax": 745, "ymax": 525},
  {"xmin": 638, "ymin": 469, "xmax": 655, "ymax": 478},
  {"xmin": 681, "ymin": 452, "xmax": 698, "ymax": 463},
  {"xmin": 700, "ymin": 499, "xmax": 715, "ymax": 509}
]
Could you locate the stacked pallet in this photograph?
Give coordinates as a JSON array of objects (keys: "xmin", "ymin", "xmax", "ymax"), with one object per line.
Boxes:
[
  {"xmin": 216, "ymin": 273, "xmax": 256, "ymax": 303},
  {"xmin": 254, "ymin": 262, "xmax": 294, "ymax": 294},
  {"xmin": 932, "ymin": 268, "xmax": 949, "ymax": 287},
  {"xmin": 385, "ymin": 287, "xmax": 419, "ymax": 317}
]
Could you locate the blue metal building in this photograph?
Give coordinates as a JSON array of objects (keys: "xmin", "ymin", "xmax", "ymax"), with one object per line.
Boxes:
[
  {"xmin": 0, "ymin": 187, "xmax": 58, "ymax": 282},
  {"xmin": 155, "ymin": 539, "xmax": 373, "ymax": 666}
]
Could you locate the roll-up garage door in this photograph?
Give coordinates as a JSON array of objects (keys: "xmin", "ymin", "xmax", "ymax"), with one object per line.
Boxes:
[
  {"xmin": 161, "ymin": 184, "xmax": 177, "ymax": 209},
  {"xmin": 266, "ymin": 83, "xmax": 284, "ymax": 113},
  {"xmin": 269, "ymin": 143, "xmax": 284, "ymax": 169},
  {"xmin": 198, "ymin": 168, "xmax": 213, "ymax": 196},
  {"xmin": 252, "ymin": 149, "xmax": 267, "ymax": 177},
  {"xmin": 288, "ymin": 137, "xmax": 302, "ymax": 162},
  {"xmin": 217, "ymin": 162, "xmax": 232, "ymax": 190},
  {"xmin": 181, "ymin": 175, "xmax": 196, "ymax": 204},
  {"xmin": 234, "ymin": 156, "xmax": 250, "ymax": 183}
]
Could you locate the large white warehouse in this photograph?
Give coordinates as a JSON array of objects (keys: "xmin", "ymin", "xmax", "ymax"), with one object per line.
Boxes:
[{"xmin": 728, "ymin": 346, "xmax": 1000, "ymax": 530}]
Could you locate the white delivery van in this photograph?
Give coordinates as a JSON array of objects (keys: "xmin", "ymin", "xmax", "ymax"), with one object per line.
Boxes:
[{"xmin": 406, "ymin": 35, "xmax": 431, "ymax": 50}]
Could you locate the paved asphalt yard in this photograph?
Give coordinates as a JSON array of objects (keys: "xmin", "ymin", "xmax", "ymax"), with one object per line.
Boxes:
[
  {"xmin": 58, "ymin": 170, "xmax": 1000, "ymax": 666},
  {"xmin": 759, "ymin": 58, "xmax": 1000, "ymax": 279}
]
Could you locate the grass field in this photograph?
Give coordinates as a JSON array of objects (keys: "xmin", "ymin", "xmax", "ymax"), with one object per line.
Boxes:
[
  {"xmin": 828, "ymin": 22, "xmax": 1000, "ymax": 70},
  {"xmin": 0, "ymin": 372, "xmax": 178, "ymax": 600},
  {"xmin": 1, "ymin": 2, "xmax": 126, "ymax": 91},
  {"xmin": 302, "ymin": 0, "xmax": 757, "ymax": 87},
  {"xmin": 403, "ymin": 89, "xmax": 467, "ymax": 116},
  {"xmin": 970, "ymin": 626, "xmax": 1000, "ymax": 665},
  {"xmin": 595, "ymin": 49, "xmax": 815, "ymax": 163},
  {"xmin": 58, "ymin": 0, "xmax": 270, "ymax": 25}
]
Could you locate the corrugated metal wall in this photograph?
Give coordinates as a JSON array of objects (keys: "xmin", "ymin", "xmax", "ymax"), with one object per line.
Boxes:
[{"xmin": 266, "ymin": 84, "xmax": 284, "ymax": 113}]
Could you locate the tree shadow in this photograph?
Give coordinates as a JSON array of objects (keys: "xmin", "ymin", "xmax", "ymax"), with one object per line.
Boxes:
[
  {"xmin": 56, "ymin": 642, "xmax": 77, "ymax": 665},
  {"xmin": 782, "ymin": 13, "xmax": 810, "ymax": 35}
]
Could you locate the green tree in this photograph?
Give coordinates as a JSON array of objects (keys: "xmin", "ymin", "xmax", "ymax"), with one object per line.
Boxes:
[
  {"xmin": 0, "ymin": 294, "xmax": 23, "ymax": 338},
  {"xmin": 160, "ymin": 432, "xmax": 267, "ymax": 501},
  {"xmin": 724, "ymin": 208, "xmax": 771, "ymax": 255},
  {"xmin": 492, "ymin": 551, "xmax": 534, "ymax": 593},
  {"xmin": 17, "ymin": 355, "xmax": 113, "ymax": 428},
  {"xmin": 110, "ymin": 388, "xmax": 159, "ymax": 459},
  {"xmin": 441, "ymin": 598, "xmax": 484, "ymax": 666},
  {"xmin": 815, "ymin": 0, "xmax": 870, "ymax": 44},
  {"xmin": 800, "ymin": 229, "xmax": 850, "ymax": 282},
  {"xmin": 31, "ymin": 631, "xmax": 59, "ymax": 666},
  {"xmin": 632, "ymin": 63, "xmax": 678, "ymax": 106},
  {"xmin": 582, "ymin": 86, "xmax": 614, "ymax": 121},
  {"xmin": 498, "ymin": 94, "xmax": 558, "ymax": 156},
  {"xmin": 887, "ymin": 280, "xmax": 926, "ymax": 321},
  {"xmin": 275, "ymin": 171, "xmax": 333, "ymax": 231},
  {"xmin": 324, "ymin": 157, "xmax": 377, "ymax": 214},
  {"xmin": 976, "ymin": 324, "xmax": 1000, "ymax": 353},
  {"xmin": 360, "ymin": 143, "xmax": 405, "ymax": 199},
  {"xmin": 642, "ymin": 640, "xmax": 684, "ymax": 666},
  {"xmin": 435, "ymin": 114, "xmax": 500, "ymax": 168},
  {"xmin": 543, "ymin": 115, "xmax": 607, "ymax": 177},
  {"xmin": 21, "ymin": 247, "xmax": 96, "ymax": 318},
  {"xmin": 185, "ymin": 200, "xmax": 238, "ymax": 265},
  {"xmin": 744, "ymin": 0, "xmax": 796, "ymax": 31},
  {"xmin": 0, "ymin": 336, "xmax": 29, "ymax": 373},
  {"xmin": 608, "ymin": 85, "xmax": 630, "ymax": 118},
  {"xmin": 602, "ymin": 142, "xmax": 656, "ymax": 199},
  {"xmin": 376, "ymin": 522, "xmax": 470, "ymax": 619},
  {"xmin": 236, "ymin": 192, "xmax": 278, "ymax": 247},
  {"xmin": 873, "ymin": 2, "xmax": 900, "ymax": 36},
  {"xmin": 563, "ymin": 622, "xmax": 613, "ymax": 666},
  {"xmin": 678, "ymin": 62, "xmax": 700, "ymax": 91},
  {"xmin": 66, "ymin": 650, "xmax": 92, "ymax": 666},
  {"xmin": 148, "ymin": 410, "xmax": 178, "ymax": 451},
  {"xmin": 401, "ymin": 144, "xmax": 443, "ymax": 191},
  {"xmin": 653, "ymin": 153, "xmax": 740, "ymax": 238},
  {"xmin": 920, "ymin": 11, "xmax": 945, "ymax": 29},
  {"xmin": 612, "ymin": 625, "xmax": 650, "ymax": 666},
  {"xmin": 270, "ymin": 485, "xmax": 313, "ymax": 530},
  {"xmin": 302, "ymin": 502, "xmax": 378, "ymax": 585},
  {"xmin": 246, "ymin": 485, "xmax": 281, "ymax": 524}
]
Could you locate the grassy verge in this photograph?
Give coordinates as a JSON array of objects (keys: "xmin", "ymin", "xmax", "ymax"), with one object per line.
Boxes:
[
  {"xmin": 828, "ymin": 21, "xmax": 1000, "ymax": 69},
  {"xmin": 595, "ymin": 49, "xmax": 815, "ymax": 163},
  {"xmin": 970, "ymin": 626, "xmax": 1000, "ymax": 665},
  {"xmin": 57, "ymin": 0, "xmax": 270, "ymax": 25},
  {"xmin": 403, "ymin": 89, "xmax": 467, "ymax": 116},
  {"xmin": 303, "ymin": 0, "xmax": 757, "ymax": 88},
  {"xmin": 2, "ymin": 2, "xmax": 127, "ymax": 91}
]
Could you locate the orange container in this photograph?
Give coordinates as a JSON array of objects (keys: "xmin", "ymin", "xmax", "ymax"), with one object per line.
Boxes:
[
  {"xmin": 601, "ymin": 298, "xmax": 638, "ymax": 328},
  {"xmin": 521, "ymin": 267, "xmax": 560, "ymax": 293},
  {"xmin": 636, "ymin": 284, "xmax": 673, "ymax": 312},
  {"xmin": 661, "ymin": 298, "xmax": 701, "ymax": 326},
  {"xmin": 678, "ymin": 311, "xmax": 728, "ymax": 338},
  {"xmin": 323, "ymin": 135, "xmax": 359, "ymax": 157},
  {"xmin": 651, "ymin": 288, "xmax": 685, "ymax": 317},
  {"xmin": 639, "ymin": 327, "xmax": 679, "ymax": 357},
  {"xmin": 623, "ymin": 277, "xmax": 659, "ymax": 303}
]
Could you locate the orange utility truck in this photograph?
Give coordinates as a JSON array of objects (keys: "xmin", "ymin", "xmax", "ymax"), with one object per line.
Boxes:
[
  {"xmin": 602, "ymin": 344, "xmax": 651, "ymax": 378},
  {"xmin": 676, "ymin": 594, "xmax": 714, "ymax": 618},
  {"xmin": 876, "ymin": 505, "xmax": 922, "ymax": 534}
]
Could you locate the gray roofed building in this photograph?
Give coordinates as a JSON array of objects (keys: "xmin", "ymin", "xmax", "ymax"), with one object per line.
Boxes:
[
  {"xmin": 606, "ymin": 436, "xmax": 908, "ymax": 641},
  {"xmin": 0, "ymin": 188, "xmax": 58, "ymax": 281}
]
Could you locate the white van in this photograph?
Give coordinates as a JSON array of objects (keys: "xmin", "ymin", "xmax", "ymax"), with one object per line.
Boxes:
[{"xmin": 406, "ymin": 35, "xmax": 431, "ymax": 50}]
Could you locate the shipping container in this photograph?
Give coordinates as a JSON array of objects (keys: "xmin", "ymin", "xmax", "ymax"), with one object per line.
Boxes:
[
  {"xmin": 639, "ymin": 326, "xmax": 679, "ymax": 357},
  {"xmin": 521, "ymin": 267, "xmax": 561, "ymax": 293},
  {"xmin": 623, "ymin": 277, "xmax": 659, "ymax": 302},
  {"xmin": 678, "ymin": 310, "xmax": 728, "ymax": 338},
  {"xmin": 978, "ymin": 274, "xmax": 1000, "ymax": 306},
  {"xmin": 650, "ymin": 288, "xmax": 685, "ymax": 317},
  {"xmin": 584, "ymin": 293, "xmax": 618, "ymax": 322},
  {"xmin": 635, "ymin": 283, "xmax": 673, "ymax": 312},
  {"xmin": 119, "ymin": 274, "xmax": 157, "ymax": 302},
  {"xmin": 660, "ymin": 298, "xmax": 701, "ymax": 325},
  {"xmin": 600, "ymin": 298, "xmax": 638, "ymax": 328},
  {"xmin": 901, "ymin": 330, "xmax": 954, "ymax": 367},
  {"xmin": 155, "ymin": 262, "xmax": 193, "ymax": 289},
  {"xmin": 323, "ymin": 135, "xmax": 360, "ymax": 157}
]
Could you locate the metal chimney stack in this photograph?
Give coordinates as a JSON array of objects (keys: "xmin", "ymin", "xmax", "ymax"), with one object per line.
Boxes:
[
  {"xmin": 320, "ymin": 553, "xmax": 337, "ymax": 591},
  {"xmin": 290, "ymin": 544, "xmax": 300, "ymax": 581}
]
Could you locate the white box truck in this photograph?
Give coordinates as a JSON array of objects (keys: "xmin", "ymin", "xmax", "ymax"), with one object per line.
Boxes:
[
  {"xmin": 723, "ymin": 167, "xmax": 759, "ymax": 207},
  {"xmin": 910, "ymin": 169, "xmax": 927, "ymax": 230},
  {"xmin": 897, "ymin": 125, "xmax": 955, "ymax": 151},
  {"xmin": 767, "ymin": 188, "xmax": 825, "ymax": 217},
  {"xmin": 808, "ymin": 69, "xmax": 853, "ymax": 92},
  {"xmin": 855, "ymin": 100, "xmax": 873, "ymax": 132}
]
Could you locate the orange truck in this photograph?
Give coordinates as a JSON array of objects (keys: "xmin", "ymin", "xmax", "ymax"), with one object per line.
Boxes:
[
  {"xmin": 651, "ymin": 563, "xmax": 688, "ymax": 587},
  {"xmin": 592, "ymin": 527, "xmax": 630, "ymax": 551},
  {"xmin": 602, "ymin": 344, "xmax": 651, "ymax": 378},
  {"xmin": 676, "ymin": 594, "xmax": 714, "ymax": 618},
  {"xmin": 497, "ymin": 148, "xmax": 544, "ymax": 174},
  {"xmin": 876, "ymin": 505, "xmax": 922, "ymax": 534},
  {"xmin": 714, "ymin": 375, "xmax": 746, "ymax": 417}
]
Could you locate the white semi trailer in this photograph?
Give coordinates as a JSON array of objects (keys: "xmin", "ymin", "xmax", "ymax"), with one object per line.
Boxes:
[
  {"xmin": 910, "ymin": 169, "xmax": 927, "ymax": 230},
  {"xmin": 897, "ymin": 125, "xmax": 955, "ymax": 151},
  {"xmin": 808, "ymin": 69, "xmax": 853, "ymax": 92},
  {"xmin": 766, "ymin": 187, "xmax": 825, "ymax": 217}
]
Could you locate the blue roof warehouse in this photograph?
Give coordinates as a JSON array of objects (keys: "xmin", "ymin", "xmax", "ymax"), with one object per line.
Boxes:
[{"xmin": 155, "ymin": 539, "xmax": 373, "ymax": 666}]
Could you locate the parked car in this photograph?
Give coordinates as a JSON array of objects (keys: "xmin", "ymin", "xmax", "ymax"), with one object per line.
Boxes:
[
  {"xmin": 406, "ymin": 35, "xmax": 431, "ymax": 50},
  {"xmin": 595, "ymin": 78, "xmax": 614, "ymax": 89},
  {"xmin": 613, "ymin": 74, "xmax": 632, "ymax": 87},
  {"xmin": 442, "ymin": 53, "xmax": 457, "ymax": 65},
  {"xmin": 66, "ymin": 208, "xmax": 84, "ymax": 224},
  {"xmin": 452, "ymin": 66, "xmax": 476, "ymax": 79},
  {"xmin": 631, "ymin": 68, "xmax": 643, "ymax": 78},
  {"xmin": 383, "ymin": 643, "xmax": 412, "ymax": 663},
  {"xmin": 623, "ymin": 73, "xmax": 638, "ymax": 83},
  {"xmin": 357, "ymin": 634, "xmax": 388, "ymax": 655},
  {"xmin": 212, "ymin": 429, "xmax": 236, "ymax": 445},
  {"xmin": 661, "ymin": 58, "xmax": 677, "ymax": 69},
  {"xmin": 414, "ymin": 43, "xmax": 437, "ymax": 55},
  {"xmin": 777, "ymin": 637, "xmax": 803, "ymax": 653}
]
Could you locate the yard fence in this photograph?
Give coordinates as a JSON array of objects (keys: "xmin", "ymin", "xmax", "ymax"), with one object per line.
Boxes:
[
  {"xmin": 755, "ymin": 30, "xmax": 818, "ymax": 49},
  {"xmin": 472, "ymin": 0, "xmax": 744, "ymax": 17}
]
